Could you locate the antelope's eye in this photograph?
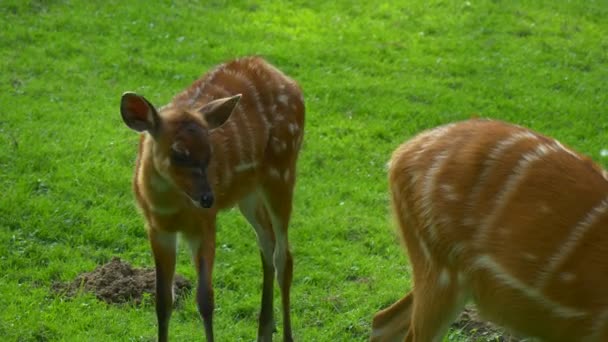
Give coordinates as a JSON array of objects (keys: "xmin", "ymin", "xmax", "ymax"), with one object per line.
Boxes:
[{"xmin": 170, "ymin": 150, "xmax": 196, "ymax": 167}]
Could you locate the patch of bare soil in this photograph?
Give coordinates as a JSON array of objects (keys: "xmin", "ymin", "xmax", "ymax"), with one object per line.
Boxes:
[
  {"xmin": 452, "ymin": 307, "xmax": 522, "ymax": 341},
  {"xmin": 52, "ymin": 257, "xmax": 192, "ymax": 305}
]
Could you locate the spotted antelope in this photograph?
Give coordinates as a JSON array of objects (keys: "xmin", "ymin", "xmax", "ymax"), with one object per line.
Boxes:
[
  {"xmin": 120, "ymin": 56, "xmax": 305, "ymax": 342},
  {"xmin": 371, "ymin": 119, "xmax": 608, "ymax": 341}
]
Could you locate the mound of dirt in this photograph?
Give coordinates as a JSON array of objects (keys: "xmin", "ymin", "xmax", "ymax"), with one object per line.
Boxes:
[
  {"xmin": 52, "ymin": 257, "xmax": 192, "ymax": 305},
  {"xmin": 452, "ymin": 307, "xmax": 521, "ymax": 341}
]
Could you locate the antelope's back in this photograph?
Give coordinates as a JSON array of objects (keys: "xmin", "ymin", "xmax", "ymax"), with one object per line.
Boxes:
[
  {"xmin": 389, "ymin": 119, "xmax": 608, "ymax": 320},
  {"xmin": 171, "ymin": 57, "xmax": 305, "ymax": 208}
]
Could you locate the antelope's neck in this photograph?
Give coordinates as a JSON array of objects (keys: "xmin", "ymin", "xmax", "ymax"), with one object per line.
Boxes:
[{"xmin": 206, "ymin": 124, "xmax": 266, "ymax": 209}]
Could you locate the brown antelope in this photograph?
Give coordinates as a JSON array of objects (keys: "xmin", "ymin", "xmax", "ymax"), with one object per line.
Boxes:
[
  {"xmin": 119, "ymin": 56, "xmax": 305, "ymax": 342},
  {"xmin": 371, "ymin": 119, "xmax": 608, "ymax": 342}
]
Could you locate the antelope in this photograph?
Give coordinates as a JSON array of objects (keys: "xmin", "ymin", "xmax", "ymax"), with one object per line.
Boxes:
[
  {"xmin": 119, "ymin": 56, "xmax": 305, "ymax": 342},
  {"xmin": 371, "ymin": 119, "xmax": 608, "ymax": 342}
]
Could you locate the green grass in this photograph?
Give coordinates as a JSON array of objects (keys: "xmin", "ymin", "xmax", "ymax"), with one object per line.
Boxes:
[{"xmin": 1, "ymin": 0, "xmax": 606, "ymax": 341}]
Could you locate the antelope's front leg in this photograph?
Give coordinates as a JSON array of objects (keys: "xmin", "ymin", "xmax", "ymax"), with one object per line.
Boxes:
[
  {"xmin": 190, "ymin": 229, "xmax": 217, "ymax": 342},
  {"xmin": 149, "ymin": 229, "xmax": 177, "ymax": 342}
]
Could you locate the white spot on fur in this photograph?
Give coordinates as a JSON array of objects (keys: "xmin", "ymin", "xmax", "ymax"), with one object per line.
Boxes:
[
  {"xmin": 560, "ymin": 272, "xmax": 576, "ymax": 283},
  {"xmin": 523, "ymin": 253, "xmax": 538, "ymax": 261},
  {"xmin": 271, "ymin": 137, "xmax": 287, "ymax": 154},
  {"xmin": 439, "ymin": 268, "xmax": 450, "ymax": 288},
  {"xmin": 457, "ymin": 272, "xmax": 466, "ymax": 286},
  {"xmin": 288, "ymin": 123, "xmax": 299, "ymax": 135},
  {"xmin": 269, "ymin": 168, "xmax": 280, "ymax": 179},
  {"xmin": 448, "ymin": 242, "xmax": 466, "ymax": 261},
  {"xmin": 539, "ymin": 202, "xmax": 551, "ymax": 214},
  {"xmin": 441, "ymin": 183, "xmax": 459, "ymax": 201},
  {"xmin": 278, "ymin": 94, "xmax": 289, "ymax": 105},
  {"xmin": 162, "ymin": 157, "xmax": 171, "ymax": 170},
  {"xmin": 235, "ymin": 161, "xmax": 258, "ymax": 172},
  {"xmin": 283, "ymin": 169, "xmax": 290, "ymax": 182}
]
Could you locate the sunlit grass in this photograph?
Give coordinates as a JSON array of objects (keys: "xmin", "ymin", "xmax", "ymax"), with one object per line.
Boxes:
[{"xmin": 1, "ymin": 0, "xmax": 606, "ymax": 340}]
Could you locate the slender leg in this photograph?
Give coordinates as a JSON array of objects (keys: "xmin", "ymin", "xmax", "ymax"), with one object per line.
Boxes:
[
  {"xmin": 239, "ymin": 193, "xmax": 277, "ymax": 342},
  {"xmin": 149, "ymin": 229, "xmax": 177, "ymax": 342},
  {"xmin": 370, "ymin": 293, "xmax": 414, "ymax": 342},
  {"xmin": 261, "ymin": 182, "xmax": 294, "ymax": 342},
  {"xmin": 190, "ymin": 224, "xmax": 217, "ymax": 342},
  {"xmin": 406, "ymin": 270, "xmax": 465, "ymax": 342}
]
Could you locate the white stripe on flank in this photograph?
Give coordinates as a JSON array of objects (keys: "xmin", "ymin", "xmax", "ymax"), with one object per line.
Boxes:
[
  {"xmin": 410, "ymin": 123, "xmax": 457, "ymax": 164},
  {"xmin": 207, "ymin": 83, "xmax": 232, "ymax": 97},
  {"xmin": 223, "ymin": 69, "xmax": 265, "ymax": 114},
  {"xmin": 236, "ymin": 106, "xmax": 254, "ymax": 163},
  {"xmin": 259, "ymin": 75, "xmax": 277, "ymax": 128},
  {"xmin": 473, "ymin": 255, "xmax": 587, "ymax": 318},
  {"xmin": 535, "ymin": 196, "xmax": 608, "ymax": 289},
  {"xmin": 554, "ymin": 140, "xmax": 581, "ymax": 160},
  {"xmin": 475, "ymin": 142, "xmax": 559, "ymax": 247},
  {"xmin": 421, "ymin": 150, "xmax": 450, "ymax": 243},
  {"xmin": 465, "ymin": 131, "xmax": 538, "ymax": 226},
  {"xmin": 419, "ymin": 236, "xmax": 433, "ymax": 263},
  {"xmin": 190, "ymin": 65, "xmax": 225, "ymax": 105},
  {"xmin": 225, "ymin": 119, "xmax": 246, "ymax": 170},
  {"xmin": 213, "ymin": 138, "xmax": 231, "ymax": 188}
]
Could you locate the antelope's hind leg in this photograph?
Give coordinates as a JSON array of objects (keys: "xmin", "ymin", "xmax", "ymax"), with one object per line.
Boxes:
[
  {"xmin": 371, "ymin": 293, "xmax": 414, "ymax": 342},
  {"xmin": 260, "ymin": 175, "xmax": 295, "ymax": 342},
  {"xmin": 239, "ymin": 192, "xmax": 277, "ymax": 342},
  {"xmin": 407, "ymin": 269, "xmax": 466, "ymax": 342}
]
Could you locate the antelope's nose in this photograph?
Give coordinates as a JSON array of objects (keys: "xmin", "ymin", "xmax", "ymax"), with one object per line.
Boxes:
[{"xmin": 199, "ymin": 192, "xmax": 214, "ymax": 208}]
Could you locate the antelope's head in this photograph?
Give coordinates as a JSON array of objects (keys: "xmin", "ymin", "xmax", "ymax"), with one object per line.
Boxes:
[{"xmin": 120, "ymin": 92, "xmax": 240, "ymax": 208}]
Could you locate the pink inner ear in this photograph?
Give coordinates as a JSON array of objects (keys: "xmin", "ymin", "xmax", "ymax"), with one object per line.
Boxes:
[{"xmin": 126, "ymin": 96, "xmax": 149, "ymax": 119}]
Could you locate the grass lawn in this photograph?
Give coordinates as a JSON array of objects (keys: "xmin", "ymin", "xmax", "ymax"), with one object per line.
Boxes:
[{"xmin": 1, "ymin": 0, "xmax": 606, "ymax": 341}]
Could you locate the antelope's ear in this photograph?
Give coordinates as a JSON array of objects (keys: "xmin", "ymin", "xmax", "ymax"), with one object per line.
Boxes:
[
  {"xmin": 120, "ymin": 92, "xmax": 161, "ymax": 134},
  {"xmin": 198, "ymin": 94, "xmax": 241, "ymax": 129}
]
